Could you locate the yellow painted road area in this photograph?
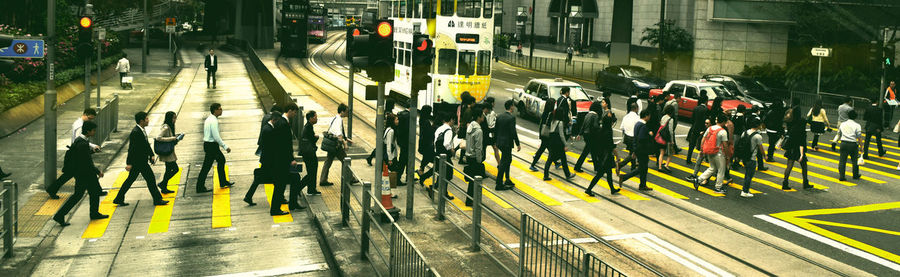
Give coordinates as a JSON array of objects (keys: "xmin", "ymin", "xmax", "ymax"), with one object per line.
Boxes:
[
  {"xmin": 533, "ymin": 152, "xmax": 657, "ymax": 200},
  {"xmin": 212, "ymin": 165, "xmax": 231, "ymax": 228},
  {"xmin": 483, "ymin": 163, "xmax": 563, "ymax": 206},
  {"xmin": 449, "ymin": 170, "xmax": 513, "ymax": 209},
  {"xmin": 148, "ymin": 168, "xmax": 182, "ymax": 234},
  {"xmin": 613, "ymin": 150, "xmax": 723, "ymax": 197},
  {"xmin": 770, "ymin": 202, "xmax": 900, "ymax": 264},
  {"xmin": 83, "ymin": 171, "xmax": 129, "ymax": 238},
  {"xmin": 762, "ymin": 143, "xmax": 884, "ymax": 184},
  {"xmin": 509, "ymin": 159, "xmax": 602, "ymax": 202},
  {"xmin": 421, "ymin": 177, "xmax": 471, "ymax": 211},
  {"xmin": 264, "ymin": 184, "xmax": 294, "ymax": 223}
]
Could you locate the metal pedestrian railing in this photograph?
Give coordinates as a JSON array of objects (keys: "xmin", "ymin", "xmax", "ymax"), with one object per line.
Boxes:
[
  {"xmin": 1, "ymin": 180, "xmax": 19, "ymax": 259},
  {"xmin": 340, "ymin": 158, "xmax": 439, "ymax": 277},
  {"xmin": 497, "ymin": 49, "xmax": 605, "ymax": 81},
  {"xmin": 430, "ymin": 153, "xmax": 633, "ymax": 277},
  {"xmin": 91, "ymin": 94, "xmax": 120, "ymax": 147}
]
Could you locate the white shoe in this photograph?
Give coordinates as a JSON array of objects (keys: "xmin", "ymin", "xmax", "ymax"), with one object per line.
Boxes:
[
  {"xmin": 740, "ymin": 192, "xmax": 754, "ymax": 198},
  {"xmin": 896, "ymin": 164, "xmax": 900, "ymax": 171}
]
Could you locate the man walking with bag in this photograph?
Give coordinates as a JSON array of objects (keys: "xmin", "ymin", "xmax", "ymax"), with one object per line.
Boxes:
[
  {"xmin": 319, "ymin": 104, "xmax": 353, "ymax": 192},
  {"xmin": 113, "ymin": 112, "xmax": 168, "ymax": 206},
  {"xmin": 53, "ymin": 121, "xmax": 107, "ymax": 226},
  {"xmin": 837, "ymin": 110, "xmax": 863, "ymax": 181},
  {"xmin": 694, "ymin": 114, "xmax": 729, "ymax": 194}
]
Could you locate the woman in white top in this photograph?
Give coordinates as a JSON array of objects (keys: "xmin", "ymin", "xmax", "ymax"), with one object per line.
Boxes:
[{"xmin": 384, "ymin": 113, "xmax": 400, "ymax": 169}]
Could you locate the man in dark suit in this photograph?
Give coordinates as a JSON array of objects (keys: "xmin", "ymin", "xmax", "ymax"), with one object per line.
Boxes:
[
  {"xmin": 204, "ymin": 49, "xmax": 218, "ymax": 88},
  {"xmin": 556, "ymin": 87, "xmax": 576, "ymax": 132},
  {"xmin": 113, "ymin": 112, "xmax": 168, "ymax": 206},
  {"xmin": 495, "ymin": 99, "xmax": 520, "ymax": 190},
  {"xmin": 686, "ymin": 95, "xmax": 709, "ymax": 164},
  {"xmin": 267, "ymin": 103, "xmax": 302, "ymax": 215},
  {"xmin": 244, "ymin": 112, "xmax": 278, "ymax": 206},
  {"xmin": 53, "ymin": 121, "xmax": 107, "ymax": 226},
  {"xmin": 619, "ymin": 110, "xmax": 654, "ymax": 191},
  {"xmin": 863, "ymin": 100, "xmax": 886, "ymax": 159}
]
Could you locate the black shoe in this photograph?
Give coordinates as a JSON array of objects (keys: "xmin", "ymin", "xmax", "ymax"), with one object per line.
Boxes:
[
  {"xmin": 90, "ymin": 213, "xmax": 109, "ymax": 220},
  {"xmin": 53, "ymin": 215, "xmax": 69, "ymax": 226},
  {"xmin": 638, "ymin": 186, "xmax": 653, "ymax": 191},
  {"xmin": 445, "ymin": 194, "xmax": 454, "ymax": 200},
  {"xmin": 464, "ymin": 200, "xmax": 473, "ymax": 207},
  {"xmin": 658, "ymin": 168, "xmax": 672, "ymax": 174},
  {"xmin": 759, "ymin": 166, "xmax": 769, "ymax": 171},
  {"xmin": 0, "ymin": 172, "xmax": 11, "ymax": 179},
  {"xmin": 839, "ymin": 177, "xmax": 847, "ymax": 182},
  {"xmin": 781, "ymin": 180, "xmax": 791, "ymax": 190},
  {"xmin": 685, "ymin": 159, "xmax": 693, "ymax": 165},
  {"xmin": 573, "ymin": 167, "xmax": 584, "ymax": 173},
  {"xmin": 803, "ymin": 182, "xmax": 813, "ymax": 190},
  {"xmin": 307, "ymin": 190, "xmax": 322, "ymax": 195},
  {"xmin": 505, "ymin": 181, "xmax": 515, "ymax": 188},
  {"xmin": 289, "ymin": 203, "xmax": 306, "ymax": 210},
  {"xmin": 321, "ymin": 182, "xmax": 334, "ymax": 187},
  {"xmin": 496, "ymin": 185, "xmax": 513, "ymax": 191},
  {"xmin": 565, "ymin": 174, "xmax": 574, "ymax": 180},
  {"xmin": 47, "ymin": 192, "xmax": 60, "ymax": 199},
  {"xmin": 98, "ymin": 191, "xmax": 108, "ymax": 196},
  {"xmin": 112, "ymin": 201, "xmax": 129, "ymax": 206},
  {"xmin": 853, "ymin": 175, "xmax": 861, "ymax": 180},
  {"xmin": 196, "ymin": 187, "xmax": 212, "ymax": 193},
  {"xmin": 154, "ymin": 200, "xmax": 170, "ymax": 206},
  {"xmin": 366, "ymin": 156, "xmax": 373, "ymax": 166},
  {"xmin": 243, "ymin": 197, "xmax": 256, "ymax": 206},
  {"xmin": 685, "ymin": 176, "xmax": 697, "ymax": 182},
  {"xmin": 610, "ymin": 188, "xmax": 621, "ymax": 194},
  {"xmin": 713, "ymin": 187, "xmax": 726, "ymax": 194},
  {"xmin": 584, "ymin": 190, "xmax": 595, "ymax": 197},
  {"xmin": 542, "ymin": 177, "xmax": 552, "ymax": 181},
  {"xmin": 879, "ymin": 150, "xmax": 887, "ymax": 157},
  {"xmin": 220, "ymin": 181, "xmax": 235, "ymax": 188},
  {"xmin": 831, "ymin": 142, "xmax": 837, "ymax": 152},
  {"xmin": 160, "ymin": 187, "xmax": 175, "ymax": 194},
  {"xmin": 693, "ymin": 179, "xmax": 700, "ymax": 190},
  {"xmin": 270, "ymin": 210, "xmax": 289, "ymax": 216}
]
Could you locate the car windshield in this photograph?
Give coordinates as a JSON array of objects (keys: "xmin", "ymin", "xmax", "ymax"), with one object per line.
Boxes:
[
  {"xmin": 622, "ymin": 67, "xmax": 650, "ymax": 77},
  {"xmin": 550, "ymin": 86, "xmax": 591, "ymax": 101},
  {"xmin": 701, "ymin": 85, "xmax": 738, "ymax": 100},
  {"xmin": 733, "ymin": 78, "xmax": 770, "ymax": 93}
]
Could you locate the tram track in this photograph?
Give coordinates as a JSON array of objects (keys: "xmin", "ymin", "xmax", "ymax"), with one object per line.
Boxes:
[{"xmin": 278, "ymin": 32, "xmax": 849, "ymax": 276}]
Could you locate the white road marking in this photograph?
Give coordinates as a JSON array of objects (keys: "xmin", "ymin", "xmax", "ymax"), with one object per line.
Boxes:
[
  {"xmin": 208, "ymin": 263, "xmax": 330, "ymax": 277},
  {"xmin": 755, "ymin": 214, "xmax": 900, "ymax": 272},
  {"xmin": 635, "ymin": 236, "xmax": 718, "ymax": 277}
]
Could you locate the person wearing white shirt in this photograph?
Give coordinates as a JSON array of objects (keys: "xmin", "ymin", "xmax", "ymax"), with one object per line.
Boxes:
[
  {"xmin": 196, "ymin": 103, "xmax": 233, "ymax": 193},
  {"xmin": 116, "ymin": 53, "xmax": 130, "ymax": 88},
  {"xmin": 837, "ymin": 110, "xmax": 863, "ymax": 181},
  {"xmin": 47, "ymin": 108, "xmax": 102, "ymax": 199},
  {"xmin": 319, "ymin": 104, "xmax": 353, "ymax": 189},
  {"xmin": 616, "ymin": 103, "xmax": 640, "ymax": 172}
]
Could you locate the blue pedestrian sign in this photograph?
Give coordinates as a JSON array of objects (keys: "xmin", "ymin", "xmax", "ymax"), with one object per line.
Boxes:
[{"xmin": 0, "ymin": 39, "xmax": 45, "ymax": 58}]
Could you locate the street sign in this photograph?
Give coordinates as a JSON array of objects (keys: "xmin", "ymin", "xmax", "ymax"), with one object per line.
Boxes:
[
  {"xmin": 166, "ymin": 25, "xmax": 176, "ymax": 33},
  {"xmin": 98, "ymin": 28, "xmax": 106, "ymax": 40},
  {"xmin": 0, "ymin": 39, "xmax": 45, "ymax": 58},
  {"xmin": 166, "ymin": 18, "xmax": 176, "ymax": 26},
  {"xmin": 811, "ymin": 47, "xmax": 832, "ymax": 57}
]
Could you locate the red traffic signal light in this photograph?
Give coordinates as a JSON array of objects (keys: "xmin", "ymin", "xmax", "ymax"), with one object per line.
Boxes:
[
  {"xmin": 352, "ymin": 28, "xmax": 360, "ymax": 36},
  {"xmin": 376, "ymin": 21, "xmax": 392, "ymax": 37},
  {"xmin": 79, "ymin": 16, "xmax": 92, "ymax": 28}
]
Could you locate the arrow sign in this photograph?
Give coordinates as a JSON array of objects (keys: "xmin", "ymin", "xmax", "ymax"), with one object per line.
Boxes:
[
  {"xmin": 811, "ymin": 47, "xmax": 832, "ymax": 57},
  {"xmin": 0, "ymin": 39, "xmax": 45, "ymax": 58}
]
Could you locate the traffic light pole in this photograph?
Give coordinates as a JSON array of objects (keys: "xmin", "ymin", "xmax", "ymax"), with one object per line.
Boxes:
[
  {"xmin": 96, "ymin": 35, "xmax": 101, "ymax": 108},
  {"xmin": 44, "ymin": 0, "xmax": 57, "ymax": 191},
  {"xmin": 374, "ymin": 82, "xmax": 386, "ymax": 210},
  {"xmin": 84, "ymin": 54, "xmax": 91, "ymax": 110},
  {"xmin": 406, "ymin": 91, "xmax": 417, "ymax": 220},
  {"xmin": 142, "ymin": 0, "xmax": 148, "ymax": 73},
  {"xmin": 347, "ymin": 64, "xmax": 354, "ymax": 139}
]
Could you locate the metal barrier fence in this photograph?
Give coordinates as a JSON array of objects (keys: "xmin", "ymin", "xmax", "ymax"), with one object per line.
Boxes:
[
  {"xmin": 786, "ymin": 90, "xmax": 900, "ymax": 128},
  {"xmin": 430, "ymin": 154, "xmax": 631, "ymax": 277},
  {"xmin": 91, "ymin": 94, "xmax": 120, "ymax": 147},
  {"xmin": 497, "ymin": 49, "xmax": 606, "ymax": 81},
  {"xmin": 340, "ymin": 158, "xmax": 439, "ymax": 277},
  {"xmin": 1, "ymin": 180, "xmax": 19, "ymax": 259}
]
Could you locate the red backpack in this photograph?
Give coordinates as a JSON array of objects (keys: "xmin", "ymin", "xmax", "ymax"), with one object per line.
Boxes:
[{"xmin": 701, "ymin": 125, "xmax": 723, "ymax": 155}]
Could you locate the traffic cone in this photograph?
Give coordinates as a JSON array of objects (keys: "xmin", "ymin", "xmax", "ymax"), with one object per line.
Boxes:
[{"xmin": 379, "ymin": 163, "xmax": 401, "ymax": 221}]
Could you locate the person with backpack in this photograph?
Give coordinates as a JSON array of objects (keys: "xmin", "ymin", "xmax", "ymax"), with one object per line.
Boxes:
[
  {"xmin": 686, "ymin": 95, "xmax": 709, "ymax": 164},
  {"xmin": 574, "ymin": 100, "xmax": 602, "ymax": 172},
  {"xmin": 807, "ymin": 99, "xmax": 830, "ymax": 152},
  {"xmin": 529, "ymin": 98, "xmax": 559, "ymax": 171},
  {"xmin": 837, "ymin": 110, "xmax": 863, "ymax": 181},
  {"xmin": 737, "ymin": 117, "xmax": 764, "ymax": 198},
  {"xmin": 694, "ymin": 114, "xmax": 729, "ymax": 194},
  {"xmin": 764, "ymin": 101, "xmax": 785, "ymax": 162},
  {"xmin": 618, "ymin": 109, "xmax": 654, "ymax": 191},
  {"xmin": 586, "ymin": 109, "xmax": 621, "ymax": 196},
  {"xmin": 656, "ymin": 104, "xmax": 676, "ymax": 173},
  {"xmin": 782, "ymin": 107, "xmax": 813, "ymax": 190},
  {"xmin": 423, "ymin": 113, "xmax": 456, "ymax": 200},
  {"xmin": 53, "ymin": 121, "xmax": 107, "ymax": 226}
]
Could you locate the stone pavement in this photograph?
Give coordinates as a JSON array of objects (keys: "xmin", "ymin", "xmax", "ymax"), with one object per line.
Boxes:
[{"xmin": 1, "ymin": 46, "xmax": 333, "ymax": 276}]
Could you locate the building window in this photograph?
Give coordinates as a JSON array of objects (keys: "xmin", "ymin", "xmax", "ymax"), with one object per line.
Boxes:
[
  {"xmin": 438, "ymin": 49, "xmax": 457, "ymax": 74},
  {"xmin": 440, "ymin": 0, "xmax": 454, "ymax": 16},
  {"xmin": 458, "ymin": 51, "xmax": 476, "ymax": 75},
  {"xmin": 483, "ymin": 0, "xmax": 493, "ymax": 18},
  {"xmin": 457, "ymin": 0, "xmax": 481, "ymax": 18},
  {"xmin": 477, "ymin": 50, "xmax": 491, "ymax": 75}
]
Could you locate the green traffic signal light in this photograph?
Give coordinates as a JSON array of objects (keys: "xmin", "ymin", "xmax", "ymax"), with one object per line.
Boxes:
[{"xmin": 886, "ymin": 57, "xmax": 893, "ymax": 66}]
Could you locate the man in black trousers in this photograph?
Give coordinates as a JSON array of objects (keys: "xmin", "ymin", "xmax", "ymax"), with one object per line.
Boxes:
[
  {"xmin": 244, "ymin": 112, "xmax": 278, "ymax": 206},
  {"xmin": 204, "ymin": 49, "xmax": 218, "ymax": 89},
  {"xmin": 863, "ymin": 100, "xmax": 886, "ymax": 159},
  {"xmin": 263, "ymin": 103, "xmax": 302, "ymax": 215},
  {"xmin": 619, "ymin": 110, "xmax": 654, "ymax": 191},
  {"xmin": 113, "ymin": 112, "xmax": 168, "ymax": 206},
  {"xmin": 686, "ymin": 95, "xmax": 709, "ymax": 164},
  {"xmin": 53, "ymin": 121, "xmax": 107, "ymax": 226},
  {"xmin": 494, "ymin": 99, "xmax": 520, "ymax": 190},
  {"xmin": 197, "ymin": 103, "xmax": 234, "ymax": 192}
]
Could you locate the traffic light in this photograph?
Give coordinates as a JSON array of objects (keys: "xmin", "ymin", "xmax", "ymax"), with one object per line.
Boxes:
[
  {"xmin": 367, "ymin": 20, "xmax": 394, "ymax": 82},
  {"xmin": 885, "ymin": 45, "xmax": 895, "ymax": 68},
  {"xmin": 346, "ymin": 27, "xmax": 369, "ymax": 68},
  {"xmin": 411, "ymin": 34, "xmax": 433, "ymax": 92},
  {"xmin": 77, "ymin": 15, "xmax": 93, "ymax": 59}
]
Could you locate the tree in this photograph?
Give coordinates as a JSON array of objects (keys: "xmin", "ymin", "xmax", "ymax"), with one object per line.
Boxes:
[{"xmin": 641, "ymin": 20, "xmax": 694, "ymax": 57}]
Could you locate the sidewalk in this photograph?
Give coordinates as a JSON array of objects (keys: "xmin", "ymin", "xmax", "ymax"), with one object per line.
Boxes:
[{"xmin": 505, "ymin": 44, "xmax": 653, "ymax": 69}]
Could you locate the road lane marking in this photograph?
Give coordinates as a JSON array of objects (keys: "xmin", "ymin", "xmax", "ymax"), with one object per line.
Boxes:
[
  {"xmin": 757, "ymin": 144, "xmax": 883, "ymax": 184},
  {"xmin": 450, "ymin": 170, "xmax": 513, "ymax": 209},
  {"xmin": 615, "ymin": 150, "xmax": 724, "ymax": 197},
  {"xmin": 509, "ymin": 160, "xmax": 603, "ymax": 203},
  {"xmin": 82, "ymin": 171, "xmax": 128, "ymax": 239},
  {"xmin": 422, "ymin": 176, "xmax": 471, "ymax": 211},
  {"xmin": 264, "ymin": 184, "xmax": 294, "ymax": 223},
  {"xmin": 547, "ymin": 152, "xmax": 677, "ymax": 199},
  {"xmin": 808, "ymin": 143, "xmax": 900, "ymax": 172},
  {"xmin": 148, "ymin": 167, "xmax": 182, "ymax": 234},
  {"xmin": 212, "ymin": 165, "xmax": 232, "ymax": 228},
  {"xmin": 483, "ymin": 163, "xmax": 563, "ymax": 206}
]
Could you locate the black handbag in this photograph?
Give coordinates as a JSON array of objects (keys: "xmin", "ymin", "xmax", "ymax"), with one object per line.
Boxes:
[
  {"xmin": 321, "ymin": 133, "xmax": 340, "ymax": 153},
  {"xmin": 154, "ymin": 140, "xmax": 175, "ymax": 156}
]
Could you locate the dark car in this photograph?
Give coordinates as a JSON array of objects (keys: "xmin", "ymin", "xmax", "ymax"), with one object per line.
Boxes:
[
  {"xmin": 595, "ymin": 65, "xmax": 666, "ymax": 95},
  {"xmin": 701, "ymin": 74, "xmax": 786, "ymax": 109}
]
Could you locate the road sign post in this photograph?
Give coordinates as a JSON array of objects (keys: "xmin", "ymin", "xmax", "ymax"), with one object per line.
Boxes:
[
  {"xmin": 97, "ymin": 28, "xmax": 102, "ymax": 108},
  {"xmin": 45, "ymin": 0, "xmax": 58, "ymax": 193},
  {"xmin": 0, "ymin": 39, "xmax": 46, "ymax": 58},
  {"xmin": 811, "ymin": 47, "xmax": 832, "ymax": 95}
]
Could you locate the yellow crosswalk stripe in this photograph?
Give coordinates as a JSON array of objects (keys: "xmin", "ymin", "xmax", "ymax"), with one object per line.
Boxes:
[
  {"xmin": 556, "ymin": 152, "xmax": 683, "ymax": 199},
  {"xmin": 482, "ymin": 163, "xmax": 563, "ymax": 205},
  {"xmin": 212, "ymin": 165, "xmax": 231, "ymax": 228},
  {"xmin": 799, "ymin": 147, "xmax": 900, "ymax": 180},
  {"xmin": 680, "ymin": 147, "xmax": 834, "ymax": 188},
  {"xmin": 83, "ymin": 171, "xmax": 129, "ymax": 238},
  {"xmin": 808, "ymin": 143, "xmax": 900, "ymax": 172},
  {"xmin": 450, "ymin": 170, "xmax": 513, "ymax": 208},
  {"xmin": 509, "ymin": 160, "xmax": 600, "ymax": 202},
  {"xmin": 612, "ymin": 150, "xmax": 726, "ymax": 196},
  {"xmin": 148, "ymin": 168, "xmax": 182, "ymax": 234},
  {"xmin": 759, "ymin": 143, "xmax": 885, "ymax": 184},
  {"xmin": 422, "ymin": 177, "xmax": 471, "ymax": 211},
  {"xmin": 264, "ymin": 184, "xmax": 294, "ymax": 223}
]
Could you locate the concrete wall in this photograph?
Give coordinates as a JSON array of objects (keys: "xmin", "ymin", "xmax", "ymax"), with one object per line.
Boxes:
[{"xmin": 689, "ymin": 0, "xmax": 788, "ymax": 78}]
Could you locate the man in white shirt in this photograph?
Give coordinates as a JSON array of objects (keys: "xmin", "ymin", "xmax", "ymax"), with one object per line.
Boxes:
[
  {"xmin": 47, "ymin": 108, "xmax": 102, "ymax": 199},
  {"xmin": 430, "ymin": 113, "xmax": 456, "ymax": 200},
  {"xmin": 837, "ymin": 110, "xmax": 863, "ymax": 181},
  {"xmin": 196, "ymin": 103, "xmax": 233, "ymax": 193},
  {"xmin": 616, "ymin": 103, "xmax": 640, "ymax": 172},
  {"xmin": 319, "ymin": 104, "xmax": 353, "ymax": 190},
  {"xmin": 116, "ymin": 53, "xmax": 130, "ymax": 89}
]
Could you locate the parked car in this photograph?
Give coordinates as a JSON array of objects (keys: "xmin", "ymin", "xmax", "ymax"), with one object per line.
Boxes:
[
  {"xmin": 649, "ymin": 80, "xmax": 752, "ymax": 118},
  {"xmin": 701, "ymin": 74, "xmax": 785, "ymax": 109},
  {"xmin": 595, "ymin": 65, "xmax": 665, "ymax": 95},
  {"xmin": 513, "ymin": 78, "xmax": 593, "ymax": 129}
]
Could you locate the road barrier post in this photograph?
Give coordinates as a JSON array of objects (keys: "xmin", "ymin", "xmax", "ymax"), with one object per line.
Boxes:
[
  {"xmin": 360, "ymin": 181, "xmax": 372, "ymax": 259},
  {"xmin": 471, "ymin": 176, "xmax": 482, "ymax": 251},
  {"xmin": 341, "ymin": 157, "xmax": 351, "ymax": 227},
  {"xmin": 436, "ymin": 154, "xmax": 447, "ymax": 221}
]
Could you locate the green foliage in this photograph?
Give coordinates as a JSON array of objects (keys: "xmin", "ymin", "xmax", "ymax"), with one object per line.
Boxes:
[
  {"xmin": 494, "ymin": 33, "xmax": 511, "ymax": 49},
  {"xmin": 0, "ymin": 53, "xmax": 124, "ymax": 113},
  {"xmin": 742, "ymin": 60, "xmax": 878, "ymax": 96},
  {"xmin": 640, "ymin": 20, "xmax": 694, "ymax": 56},
  {"xmin": 741, "ymin": 63, "xmax": 787, "ymax": 89}
]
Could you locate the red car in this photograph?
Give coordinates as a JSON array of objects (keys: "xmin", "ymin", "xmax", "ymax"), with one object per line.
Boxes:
[{"xmin": 649, "ymin": 80, "xmax": 752, "ymax": 118}]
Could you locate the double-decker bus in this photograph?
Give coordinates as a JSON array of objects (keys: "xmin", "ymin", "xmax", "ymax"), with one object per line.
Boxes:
[
  {"xmin": 308, "ymin": 3, "xmax": 328, "ymax": 44},
  {"xmin": 382, "ymin": 0, "xmax": 494, "ymax": 113},
  {"xmin": 280, "ymin": 0, "xmax": 310, "ymax": 57}
]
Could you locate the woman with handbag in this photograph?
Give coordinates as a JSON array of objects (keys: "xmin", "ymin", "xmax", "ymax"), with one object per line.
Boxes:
[
  {"xmin": 543, "ymin": 103, "xmax": 574, "ymax": 181},
  {"xmin": 155, "ymin": 111, "xmax": 182, "ymax": 194},
  {"xmin": 807, "ymin": 99, "xmax": 830, "ymax": 152},
  {"xmin": 529, "ymin": 98, "xmax": 558, "ymax": 171},
  {"xmin": 585, "ymin": 101, "xmax": 621, "ymax": 196},
  {"xmin": 782, "ymin": 107, "xmax": 812, "ymax": 190},
  {"xmin": 656, "ymin": 104, "xmax": 676, "ymax": 173}
]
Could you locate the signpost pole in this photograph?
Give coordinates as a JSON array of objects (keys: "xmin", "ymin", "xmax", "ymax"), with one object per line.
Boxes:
[
  {"xmin": 84, "ymin": 52, "xmax": 91, "ymax": 110},
  {"xmin": 96, "ymin": 32, "xmax": 101, "ymax": 108},
  {"xmin": 348, "ymin": 64, "xmax": 354, "ymax": 139},
  {"xmin": 44, "ymin": 0, "xmax": 57, "ymax": 191},
  {"xmin": 816, "ymin": 56, "xmax": 822, "ymax": 95}
]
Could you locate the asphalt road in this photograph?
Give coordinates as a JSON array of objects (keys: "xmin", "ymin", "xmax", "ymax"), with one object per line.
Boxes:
[{"xmin": 296, "ymin": 32, "xmax": 900, "ymax": 275}]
